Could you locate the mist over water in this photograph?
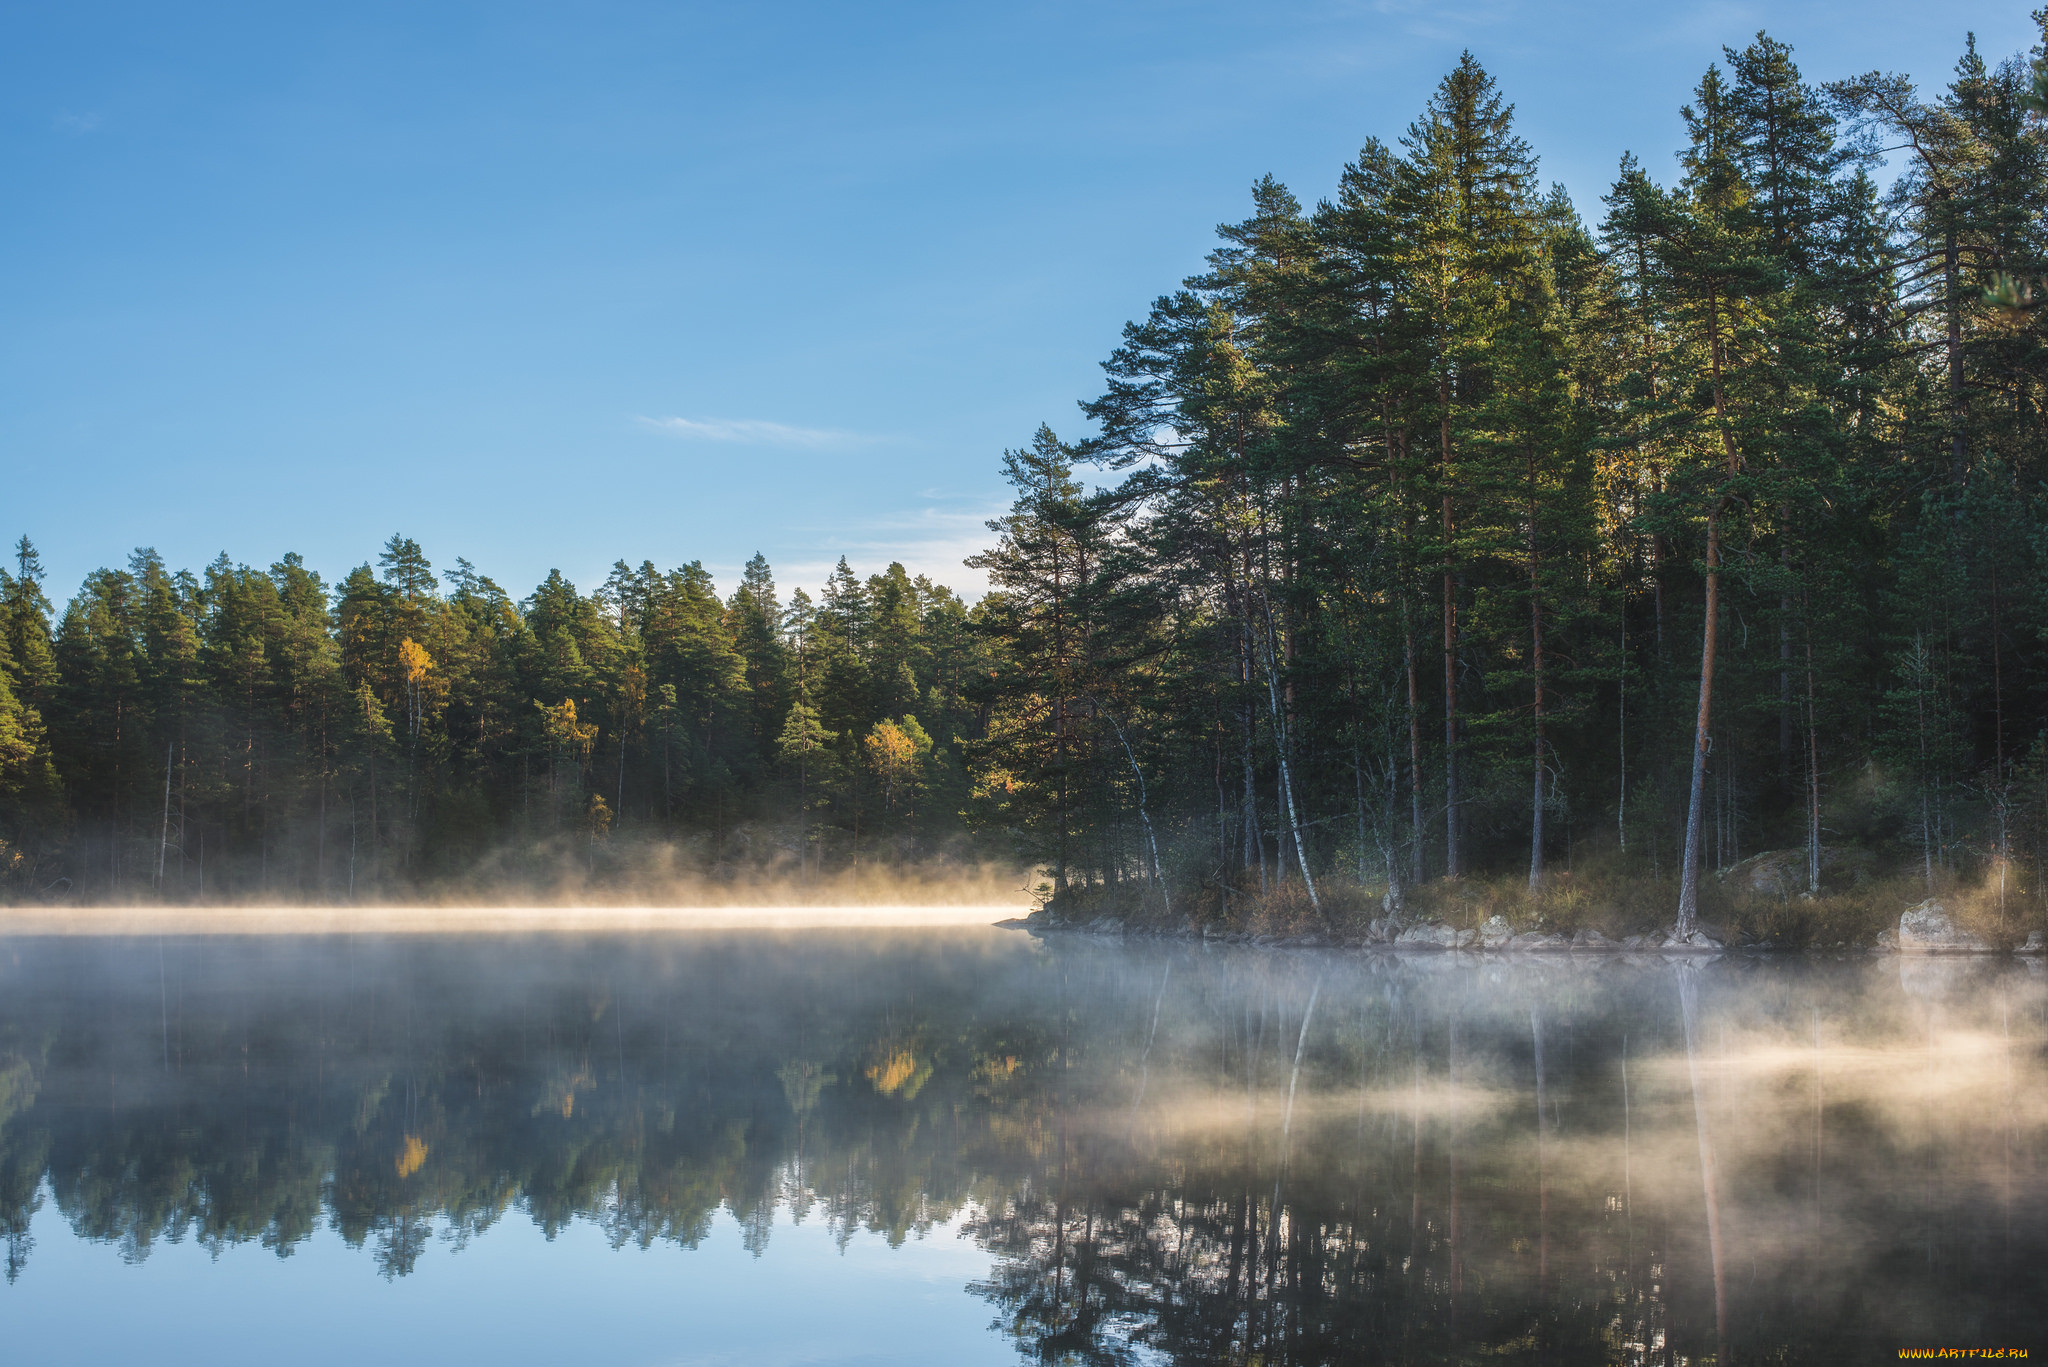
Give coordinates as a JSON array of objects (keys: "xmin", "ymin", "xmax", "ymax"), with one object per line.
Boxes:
[
  {"xmin": 0, "ymin": 929, "xmax": 2042, "ymax": 1363},
  {"xmin": 0, "ymin": 902, "xmax": 1023, "ymax": 934}
]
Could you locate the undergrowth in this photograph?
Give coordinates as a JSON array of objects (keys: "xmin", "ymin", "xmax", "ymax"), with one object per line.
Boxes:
[{"xmin": 1046, "ymin": 848, "xmax": 2046, "ymax": 948}]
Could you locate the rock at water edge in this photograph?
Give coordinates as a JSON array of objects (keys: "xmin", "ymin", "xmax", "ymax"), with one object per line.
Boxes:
[{"xmin": 1898, "ymin": 900, "xmax": 1993, "ymax": 953}]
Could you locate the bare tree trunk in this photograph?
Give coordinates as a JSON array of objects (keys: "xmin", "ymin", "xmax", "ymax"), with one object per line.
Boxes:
[
  {"xmin": 1675, "ymin": 506, "xmax": 1720, "ymax": 940},
  {"xmin": 155, "ymin": 741, "xmax": 173, "ymax": 893},
  {"xmin": 1385, "ymin": 730, "xmax": 1403, "ymax": 909},
  {"xmin": 315, "ymin": 722, "xmax": 326, "ymax": 898},
  {"xmin": 1804, "ymin": 584, "xmax": 1822, "ymax": 895},
  {"xmin": 1780, "ymin": 534, "xmax": 1794, "ymax": 793},
  {"xmin": 1396, "ymin": 457, "xmax": 1425, "ymax": 891},
  {"xmin": 1097, "ymin": 700, "xmax": 1168, "ymax": 919},
  {"xmin": 1257, "ymin": 593, "xmax": 1319, "ymax": 912},
  {"xmin": 367, "ymin": 757, "xmax": 379, "ymax": 894},
  {"xmin": 1618, "ymin": 603, "xmax": 1628, "ymax": 856},
  {"xmin": 1443, "ymin": 538, "xmax": 1461, "ymax": 878},
  {"xmin": 1053, "ymin": 695, "xmax": 1067, "ymax": 895},
  {"xmin": 1405, "ymin": 628, "xmax": 1424, "ymax": 887},
  {"xmin": 1916, "ymin": 632, "xmax": 1935, "ymax": 891},
  {"xmin": 1677, "ymin": 281, "xmax": 1738, "ymax": 940},
  {"xmin": 1442, "ymin": 389, "xmax": 1462, "ymax": 878},
  {"xmin": 1243, "ymin": 704, "xmax": 1264, "ymax": 893},
  {"xmin": 1272, "ymin": 763, "xmax": 1288, "ymax": 886},
  {"xmin": 1529, "ymin": 473, "xmax": 1546, "ymax": 890},
  {"xmin": 1992, "ymin": 537, "xmax": 2006, "ymax": 799},
  {"xmin": 178, "ymin": 739, "xmax": 188, "ymax": 891}
]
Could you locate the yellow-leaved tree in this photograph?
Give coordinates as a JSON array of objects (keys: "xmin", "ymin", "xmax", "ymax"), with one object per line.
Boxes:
[
  {"xmin": 536, "ymin": 697, "xmax": 598, "ymax": 814},
  {"xmin": 863, "ymin": 715, "xmax": 931, "ymax": 814},
  {"xmin": 397, "ymin": 638, "xmax": 433, "ymax": 737}
]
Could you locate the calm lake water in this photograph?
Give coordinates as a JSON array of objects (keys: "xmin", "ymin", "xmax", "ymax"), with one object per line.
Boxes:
[{"xmin": 1, "ymin": 927, "xmax": 2042, "ymax": 1365}]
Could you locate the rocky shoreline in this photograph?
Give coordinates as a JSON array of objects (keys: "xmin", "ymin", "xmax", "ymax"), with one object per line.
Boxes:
[{"xmin": 1014, "ymin": 898, "xmax": 2048, "ymax": 957}]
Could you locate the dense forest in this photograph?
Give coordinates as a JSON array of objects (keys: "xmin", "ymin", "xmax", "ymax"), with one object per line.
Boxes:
[
  {"xmin": 6, "ymin": 26, "xmax": 2048, "ymax": 935},
  {"xmin": 0, "ymin": 536, "xmax": 996, "ymax": 898},
  {"xmin": 972, "ymin": 25, "xmax": 2048, "ymax": 939}
]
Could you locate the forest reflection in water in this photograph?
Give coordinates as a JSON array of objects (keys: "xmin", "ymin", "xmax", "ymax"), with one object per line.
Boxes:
[{"xmin": 0, "ymin": 930, "xmax": 2042, "ymax": 1364}]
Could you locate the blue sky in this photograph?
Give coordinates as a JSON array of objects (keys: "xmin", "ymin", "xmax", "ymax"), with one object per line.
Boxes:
[{"xmin": 3, "ymin": 0, "xmax": 2039, "ymax": 608}]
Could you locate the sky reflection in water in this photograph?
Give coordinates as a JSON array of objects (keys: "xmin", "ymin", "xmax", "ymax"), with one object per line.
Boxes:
[{"xmin": 1, "ymin": 929, "xmax": 2042, "ymax": 1364}]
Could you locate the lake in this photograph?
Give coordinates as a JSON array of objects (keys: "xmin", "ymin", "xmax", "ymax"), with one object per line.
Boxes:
[{"xmin": 1, "ymin": 925, "xmax": 2042, "ymax": 1364}]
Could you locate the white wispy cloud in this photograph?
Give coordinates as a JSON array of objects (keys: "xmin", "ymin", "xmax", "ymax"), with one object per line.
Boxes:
[
  {"xmin": 769, "ymin": 504, "xmax": 1007, "ymax": 600},
  {"xmin": 53, "ymin": 111, "xmax": 103, "ymax": 135},
  {"xmin": 637, "ymin": 416, "xmax": 864, "ymax": 448}
]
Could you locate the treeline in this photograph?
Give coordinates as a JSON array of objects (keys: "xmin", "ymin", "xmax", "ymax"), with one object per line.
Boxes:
[
  {"xmin": 0, "ymin": 536, "xmax": 998, "ymax": 897},
  {"xmin": 973, "ymin": 29, "xmax": 2048, "ymax": 930}
]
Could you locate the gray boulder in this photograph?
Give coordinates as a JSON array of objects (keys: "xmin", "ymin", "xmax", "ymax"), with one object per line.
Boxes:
[
  {"xmin": 1720, "ymin": 848, "xmax": 1810, "ymax": 897},
  {"xmin": 1720, "ymin": 845, "xmax": 1871, "ymax": 896},
  {"xmin": 1510, "ymin": 931, "xmax": 1570, "ymax": 951},
  {"xmin": 1898, "ymin": 900, "xmax": 1994, "ymax": 953},
  {"xmin": 2017, "ymin": 930, "xmax": 2045, "ymax": 956},
  {"xmin": 1477, "ymin": 915, "xmax": 1515, "ymax": 949},
  {"xmin": 1572, "ymin": 928, "xmax": 1619, "ymax": 951},
  {"xmin": 1396, "ymin": 922, "xmax": 1471, "ymax": 949}
]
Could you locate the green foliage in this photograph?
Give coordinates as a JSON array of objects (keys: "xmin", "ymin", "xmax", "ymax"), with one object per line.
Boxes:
[
  {"xmin": 969, "ymin": 27, "xmax": 2048, "ymax": 937},
  {"xmin": 0, "ymin": 535, "xmax": 998, "ymax": 896}
]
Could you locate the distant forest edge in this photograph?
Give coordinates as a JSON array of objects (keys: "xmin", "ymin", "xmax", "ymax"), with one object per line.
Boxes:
[
  {"xmin": 0, "ymin": 539, "xmax": 992, "ymax": 900},
  {"xmin": 8, "ymin": 27, "xmax": 2048, "ymax": 941}
]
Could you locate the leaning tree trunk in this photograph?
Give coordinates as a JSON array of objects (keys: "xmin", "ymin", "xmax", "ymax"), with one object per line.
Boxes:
[
  {"xmin": 1096, "ymin": 699, "xmax": 1168, "ymax": 920},
  {"xmin": 1675, "ymin": 507, "xmax": 1721, "ymax": 941},
  {"xmin": 1676, "ymin": 281, "xmax": 1738, "ymax": 942}
]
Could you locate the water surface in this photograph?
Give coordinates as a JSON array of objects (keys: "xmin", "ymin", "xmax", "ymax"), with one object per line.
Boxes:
[{"xmin": 1, "ymin": 929, "xmax": 2042, "ymax": 1363}]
